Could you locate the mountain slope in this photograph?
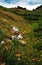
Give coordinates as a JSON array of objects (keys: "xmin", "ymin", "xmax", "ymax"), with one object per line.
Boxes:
[
  {"xmin": 0, "ymin": 6, "xmax": 42, "ymax": 65},
  {"xmin": 0, "ymin": 6, "xmax": 32, "ymax": 41},
  {"xmin": 0, "ymin": 6, "xmax": 42, "ymax": 39}
]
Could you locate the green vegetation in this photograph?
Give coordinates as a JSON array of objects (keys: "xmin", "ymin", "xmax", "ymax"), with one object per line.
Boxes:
[{"xmin": 0, "ymin": 5, "xmax": 42, "ymax": 65}]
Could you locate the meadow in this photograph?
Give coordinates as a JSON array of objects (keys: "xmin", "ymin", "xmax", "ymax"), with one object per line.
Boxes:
[{"xmin": 0, "ymin": 5, "xmax": 42, "ymax": 65}]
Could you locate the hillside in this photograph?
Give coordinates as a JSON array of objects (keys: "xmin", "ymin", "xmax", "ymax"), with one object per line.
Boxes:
[{"xmin": 0, "ymin": 6, "xmax": 42, "ymax": 65}]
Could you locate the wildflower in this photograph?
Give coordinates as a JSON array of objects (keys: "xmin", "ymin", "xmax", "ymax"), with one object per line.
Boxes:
[
  {"xmin": 32, "ymin": 58, "xmax": 38, "ymax": 61},
  {"xmin": 18, "ymin": 58, "xmax": 21, "ymax": 61},
  {"xmin": 19, "ymin": 40, "xmax": 26, "ymax": 46},
  {"xmin": 18, "ymin": 34, "xmax": 23, "ymax": 39},
  {"xmin": 6, "ymin": 39, "xmax": 11, "ymax": 44},
  {"xmin": 16, "ymin": 54, "xmax": 21, "ymax": 57},
  {"xmin": 1, "ymin": 41, "xmax": 5, "ymax": 45},
  {"xmin": 13, "ymin": 27, "xmax": 19, "ymax": 32},
  {"xmin": 12, "ymin": 36, "xmax": 16, "ymax": 40}
]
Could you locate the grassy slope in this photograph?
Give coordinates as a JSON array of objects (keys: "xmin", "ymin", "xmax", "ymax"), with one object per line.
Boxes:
[
  {"xmin": 0, "ymin": 7, "xmax": 32, "ymax": 41},
  {"xmin": 0, "ymin": 6, "xmax": 42, "ymax": 65},
  {"xmin": 0, "ymin": 6, "xmax": 42, "ymax": 42}
]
